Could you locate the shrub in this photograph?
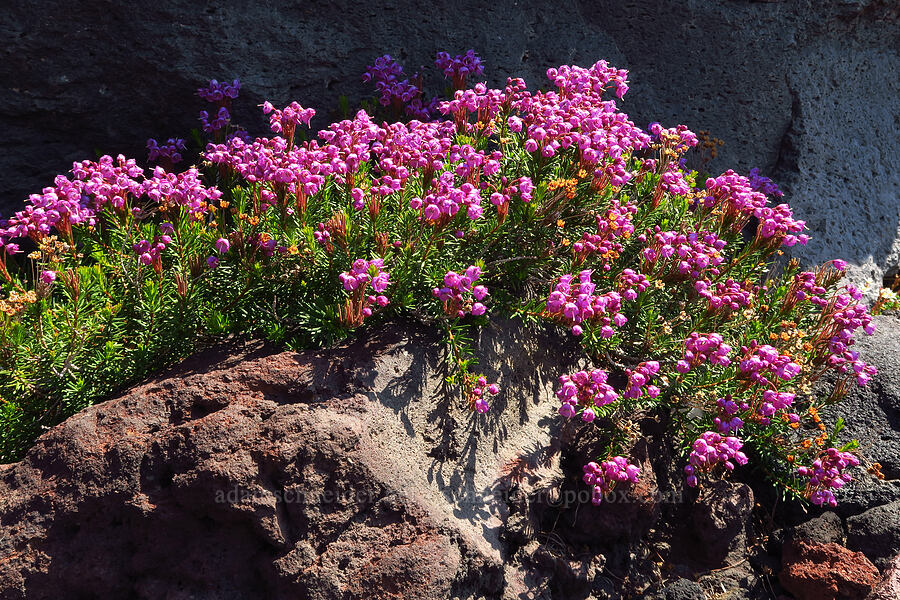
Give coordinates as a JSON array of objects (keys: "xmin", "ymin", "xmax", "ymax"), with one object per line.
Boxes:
[{"xmin": 0, "ymin": 53, "xmax": 878, "ymax": 508}]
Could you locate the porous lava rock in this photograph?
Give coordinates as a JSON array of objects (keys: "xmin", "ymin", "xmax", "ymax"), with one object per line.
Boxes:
[
  {"xmin": 0, "ymin": 319, "xmax": 579, "ymax": 599},
  {"xmin": 847, "ymin": 501, "xmax": 900, "ymax": 571},
  {"xmin": 689, "ymin": 480, "xmax": 754, "ymax": 565},
  {"xmin": 2, "ymin": 1, "xmax": 898, "ymax": 293},
  {"xmin": 1, "ymin": 316, "xmax": 900, "ymax": 598},
  {"xmin": 650, "ymin": 578, "xmax": 705, "ymax": 600},
  {"xmin": 792, "ymin": 511, "xmax": 845, "ymax": 546},
  {"xmin": 780, "ymin": 539, "xmax": 881, "ymax": 600}
]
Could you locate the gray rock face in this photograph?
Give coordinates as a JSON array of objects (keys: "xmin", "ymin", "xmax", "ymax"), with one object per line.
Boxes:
[
  {"xmin": 777, "ymin": 43, "xmax": 900, "ymax": 299},
  {"xmin": 848, "ymin": 501, "xmax": 900, "ymax": 571},
  {"xmin": 653, "ymin": 578, "xmax": 705, "ymax": 600},
  {"xmin": 793, "ymin": 511, "xmax": 845, "ymax": 546},
  {"xmin": 2, "ymin": 1, "xmax": 898, "ymax": 291}
]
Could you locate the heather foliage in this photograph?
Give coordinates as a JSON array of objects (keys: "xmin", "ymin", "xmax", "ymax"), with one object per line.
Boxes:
[{"xmin": 0, "ymin": 53, "xmax": 879, "ymax": 508}]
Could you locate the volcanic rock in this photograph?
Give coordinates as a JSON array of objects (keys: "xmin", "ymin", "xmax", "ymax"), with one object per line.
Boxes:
[
  {"xmin": 0, "ymin": 319, "xmax": 577, "ymax": 599},
  {"xmin": 780, "ymin": 540, "xmax": 881, "ymax": 600}
]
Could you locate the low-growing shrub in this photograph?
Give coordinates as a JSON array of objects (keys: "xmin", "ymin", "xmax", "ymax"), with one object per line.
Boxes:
[{"xmin": 0, "ymin": 53, "xmax": 879, "ymax": 507}]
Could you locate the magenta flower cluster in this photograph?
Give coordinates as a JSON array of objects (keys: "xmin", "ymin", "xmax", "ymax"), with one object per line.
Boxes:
[
  {"xmin": 583, "ymin": 457, "xmax": 641, "ymax": 505},
  {"xmin": 754, "ymin": 203, "xmax": 809, "ymax": 248},
  {"xmin": 196, "ymin": 78, "xmax": 240, "ymax": 135},
  {"xmin": 703, "ymin": 169, "xmax": 808, "ymax": 246},
  {"xmin": 738, "ymin": 341, "xmax": 801, "ymax": 386},
  {"xmin": 649, "ymin": 123, "xmax": 699, "ymax": 153},
  {"xmin": 556, "ymin": 368, "xmax": 618, "ymax": 422},
  {"xmin": 623, "ymin": 361, "xmax": 661, "ymax": 399},
  {"xmin": 684, "ymin": 432, "xmax": 748, "ymax": 487},
  {"xmin": 196, "ymin": 79, "xmax": 241, "ymax": 103},
  {"xmin": 702, "ymin": 169, "xmax": 768, "ymax": 216},
  {"xmin": 434, "ymin": 50, "xmax": 484, "ymax": 89},
  {"xmin": 747, "ymin": 167, "xmax": 784, "ymax": 198},
  {"xmin": 797, "ymin": 448, "xmax": 860, "ymax": 507},
  {"xmin": 675, "ymin": 332, "xmax": 732, "ymax": 373},
  {"xmin": 5, "ymin": 52, "xmax": 882, "ymax": 507},
  {"xmin": 545, "ymin": 270, "xmax": 627, "ymax": 337},
  {"xmin": 573, "ymin": 201, "xmax": 636, "ymax": 269},
  {"xmin": 818, "ymin": 286, "xmax": 878, "ymax": 385},
  {"xmin": 261, "ymin": 101, "xmax": 315, "ymax": 136},
  {"xmin": 641, "ymin": 229, "xmax": 726, "ymax": 279},
  {"xmin": 792, "ymin": 271, "xmax": 829, "ymax": 306},
  {"xmin": 199, "ymin": 107, "xmax": 231, "ymax": 133},
  {"xmin": 340, "ymin": 258, "xmax": 389, "ymax": 292},
  {"xmin": 362, "ymin": 55, "xmax": 432, "ymax": 119},
  {"xmin": 659, "ymin": 161, "xmax": 692, "ymax": 196},
  {"xmin": 414, "ymin": 171, "xmax": 483, "ymax": 221},
  {"xmin": 370, "ymin": 119, "xmax": 456, "ymax": 188},
  {"xmin": 0, "ymin": 155, "xmax": 223, "ymax": 259},
  {"xmin": 438, "ymin": 82, "xmax": 508, "ymax": 133},
  {"xmin": 339, "ymin": 258, "xmax": 390, "ymax": 319},
  {"xmin": 758, "ymin": 390, "xmax": 799, "ymax": 425},
  {"xmin": 146, "ymin": 138, "xmax": 186, "ymax": 165},
  {"xmin": 143, "ymin": 167, "xmax": 223, "ymax": 217},
  {"xmin": 433, "ymin": 265, "xmax": 489, "ymax": 317},
  {"xmin": 512, "ymin": 63, "xmax": 649, "ymax": 185},
  {"xmin": 471, "ymin": 375, "xmax": 500, "ymax": 413},
  {"xmin": 714, "ymin": 396, "xmax": 747, "ymax": 433},
  {"xmin": 132, "ymin": 234, "xmax": 172, "ymax": 267},
  {"xmin": 694, "ymin": 278, "xmax": 753, "ymax": 313},
  {"xmin": 205, "ymin": 136, "xmax": 326, "ymax": 203},
  {"xmin": 549, "ymin": 61, "xmax": 630, "ymax": 100},
  {"xmin": 617, "ymin": 268, "xmax": 650, "ymax": 300}
]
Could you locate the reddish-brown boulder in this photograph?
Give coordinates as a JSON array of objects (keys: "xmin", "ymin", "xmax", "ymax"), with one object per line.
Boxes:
[
  {"xmin": 0, "ymin": 320, "xmax": 579, "ymax": 599},
  {"xmin": 780, "ymin": 539, "xmax": 881, "ymax": 600}
]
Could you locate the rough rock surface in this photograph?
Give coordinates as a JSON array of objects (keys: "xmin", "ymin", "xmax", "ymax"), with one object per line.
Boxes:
[
  {"xmin": 2, "ymin": 1, "xmax": 899, "ymax": 292},
  {"xmin": 780, "ymin": 540, "xmax": 881, "ymax": 600},
  {"xmin": 0, "ymin": 316, "xmax": 900, "ymax": 597},
  {"xmin": 847, "ymin": 502, "xmax": 900, "ymax": 571},
  {"xmin": 0, "ymin": 319, "xmax": 579, "ymax": 599},
  {"xmin": 867, "ymin": 553, "xmax": 900, "ymax": 600},
  {"xmin": 690, "ymin": 480, "xmax": 754, "ymax": 564},
  {"xmin": 792, "ymin": 511, "xmax": 845, "ymax": 546},
  {"xmin": 650, "ymin": 578, "xmax": 705, "ymax": 600}
]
